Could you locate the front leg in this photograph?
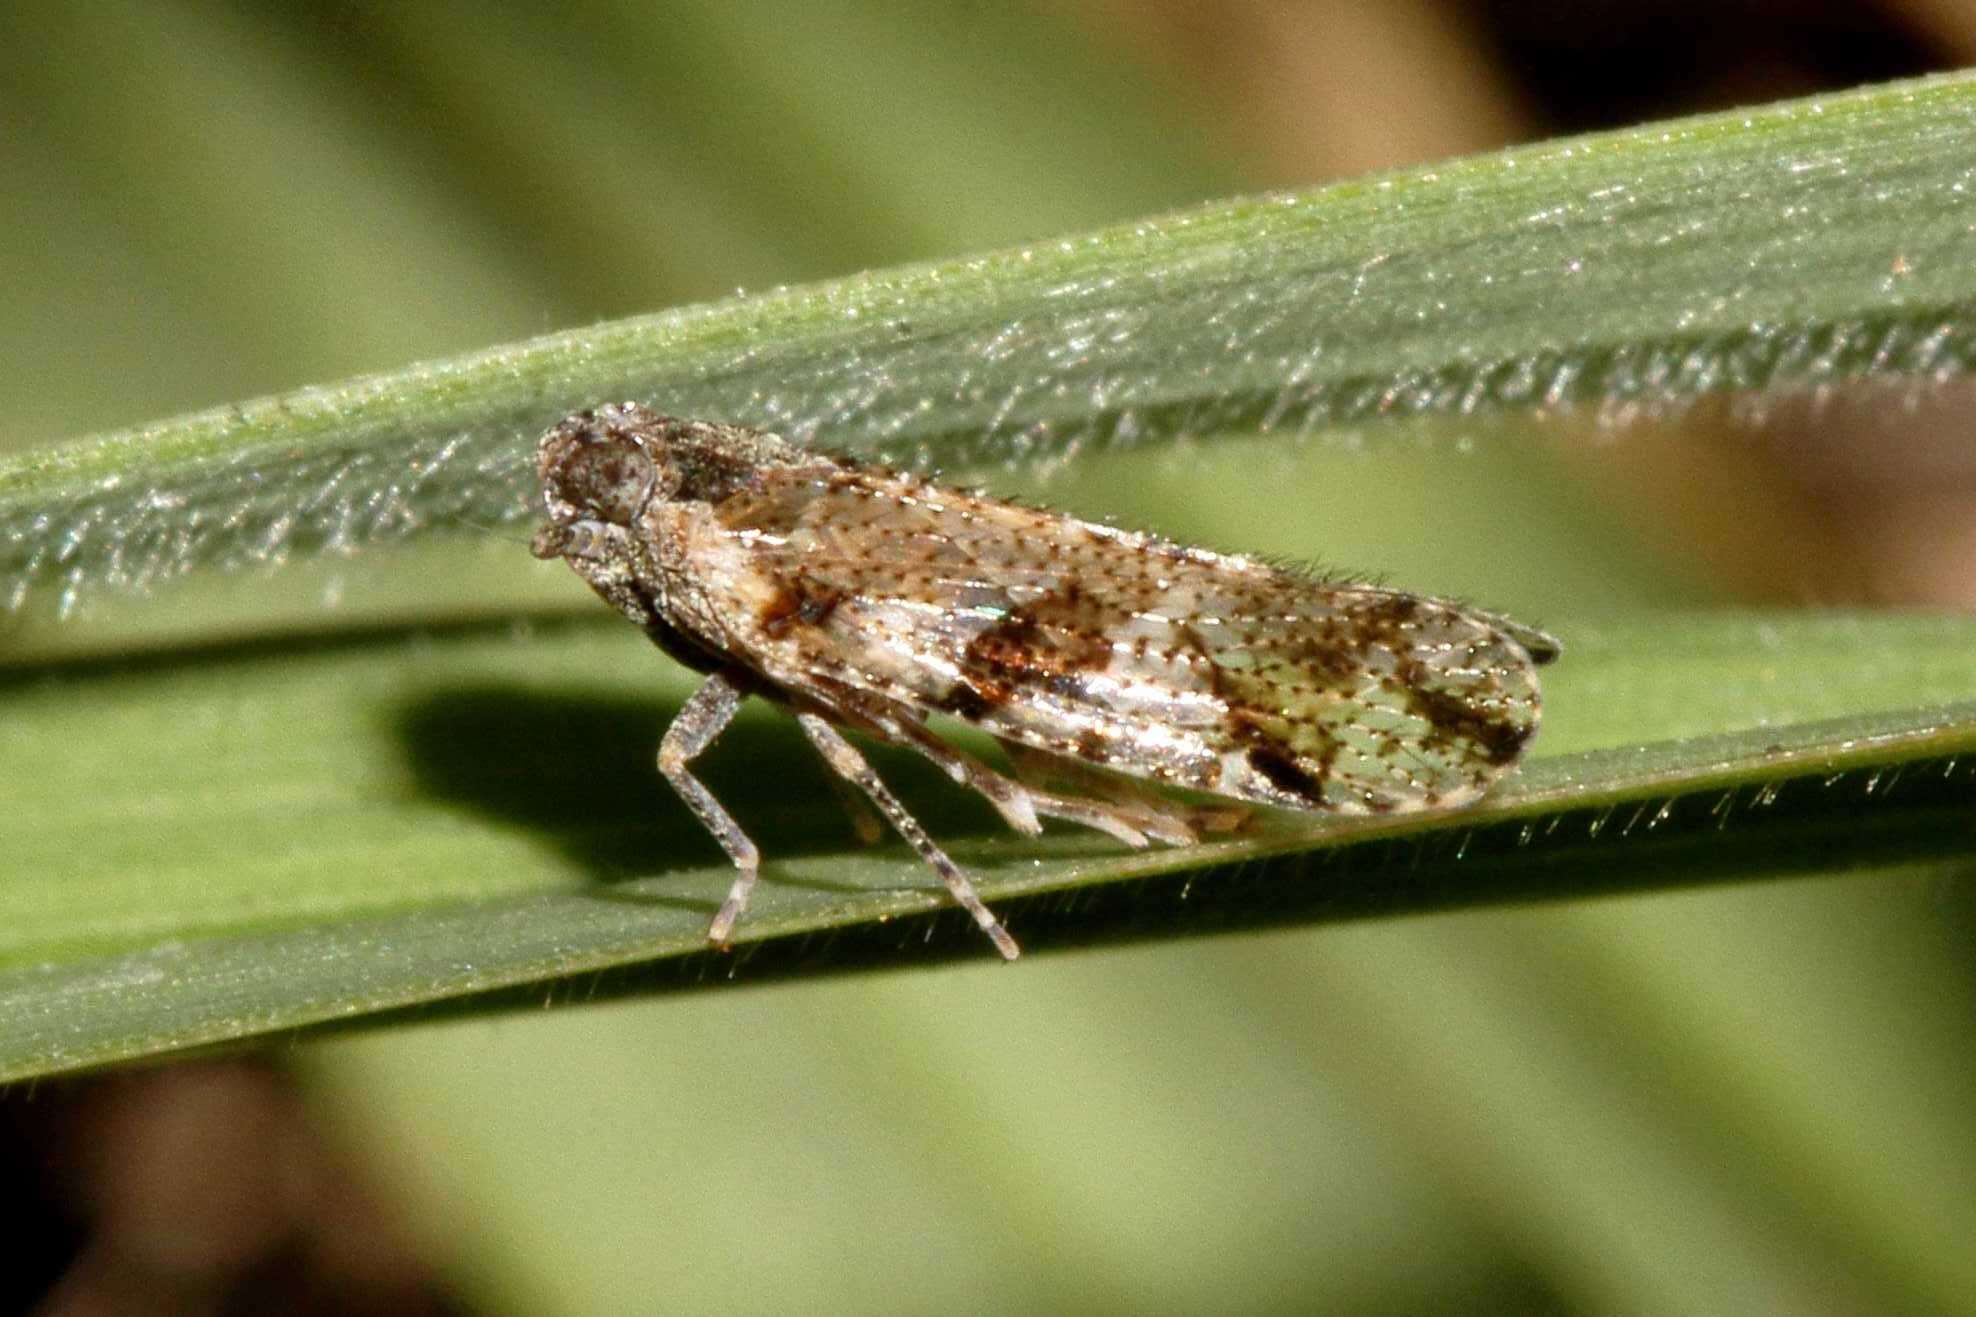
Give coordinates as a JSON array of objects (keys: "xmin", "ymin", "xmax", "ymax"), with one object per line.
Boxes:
[{"xmin": 657, "ymin": 670, "xmax": 761, "ymax": 947}]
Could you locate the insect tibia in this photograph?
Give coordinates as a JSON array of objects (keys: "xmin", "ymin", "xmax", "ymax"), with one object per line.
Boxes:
[{"xmin": 796, "ymin": 713, "xmax": 1021, "ymax": 961}]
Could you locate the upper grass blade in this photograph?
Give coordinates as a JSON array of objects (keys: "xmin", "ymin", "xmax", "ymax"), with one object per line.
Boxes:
[{"xmin": 5, "ymin": 72, "xmax": 1976, "ymax": 618}]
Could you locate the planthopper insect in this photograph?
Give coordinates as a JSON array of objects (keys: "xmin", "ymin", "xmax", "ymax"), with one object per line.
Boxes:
[{"xmin": 530, "ymin": 403, "xmax": 1559, "ymax": 960}]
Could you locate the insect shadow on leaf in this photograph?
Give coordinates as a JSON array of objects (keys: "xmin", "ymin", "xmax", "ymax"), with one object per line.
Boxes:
[{"xmin": 393, "ymin": 681, "xmax": 1008, "ymax": 899}]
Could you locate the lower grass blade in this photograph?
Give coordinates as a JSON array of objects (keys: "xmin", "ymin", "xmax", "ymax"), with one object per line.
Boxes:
[{"xmin": 4, "ymin": 611, "xmax": 1974, "ymax": 1080}]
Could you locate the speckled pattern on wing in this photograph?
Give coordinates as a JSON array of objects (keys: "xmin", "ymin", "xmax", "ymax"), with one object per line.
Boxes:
[{"xmin": 694, "ymin": 462, "xmax": 1547, "ymax": 815}]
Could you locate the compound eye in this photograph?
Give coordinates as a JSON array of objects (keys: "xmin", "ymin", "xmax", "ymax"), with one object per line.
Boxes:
[{"xmin": 544, "ymin": 433, "xmax": 654, "ymax": 525}]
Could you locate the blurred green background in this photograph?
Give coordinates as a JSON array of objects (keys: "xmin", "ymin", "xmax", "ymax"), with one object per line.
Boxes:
[{"xmin": 4, "ymin": 3, "xmax": 1975, "ymax": 1314}]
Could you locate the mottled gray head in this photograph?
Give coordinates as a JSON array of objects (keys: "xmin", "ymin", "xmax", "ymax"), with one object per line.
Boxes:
[
  {"xmin": 529, "ymin": 402, "xmax": 672, "ymax": 563},
  {"xmin": 538, "ymin": 403, "xmax": 663, "ymax": 521},
  {"xmin": 531, "ymin": 403, "xmax": 811, "ymax": 564}
]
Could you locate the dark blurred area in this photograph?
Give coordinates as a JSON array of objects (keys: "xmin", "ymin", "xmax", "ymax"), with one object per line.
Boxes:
[
  {"xmin": 3, "ymin": 1060, "xmax": 453, "ymax": 1316},
  {"xmin": 2, "ymin": 2, "xmax": 1969, "ymax": 1313}
]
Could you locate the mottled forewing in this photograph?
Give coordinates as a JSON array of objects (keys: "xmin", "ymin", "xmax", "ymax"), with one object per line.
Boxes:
[
  {"xmin": 1180, "ymin": 591, "xmax": 1544, "ymax": 811},
  {"xmin": 705, "ymin": 465, "xmax": 1543, "ymax": 815}
]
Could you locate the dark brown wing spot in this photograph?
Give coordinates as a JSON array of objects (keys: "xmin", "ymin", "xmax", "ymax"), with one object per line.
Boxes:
[
  {"xmin": 935, "ymin": 681, "xmax": 1002, "ymax": 720},
  {"xmin": 1245, "ymin": 743, "xmax": 1322, "ymax": 799},
  {"xmin": 1396, "ymin": 661, "xmax": 1532, "ymax": 767},
  {"xmin": 1187, "ymin": 622, "xmax": 1338, "ymax": 808},
  {"xmin": 759, "ymin": 577, "xmax": 844, "ymax": 638},
  {"xmin": 956, "ymin": 587, "xmax": 1112, "ymax": 701},
  {"xmin": 1353, "ymin": 594, "xmax": 1423, "ymax": 632}
]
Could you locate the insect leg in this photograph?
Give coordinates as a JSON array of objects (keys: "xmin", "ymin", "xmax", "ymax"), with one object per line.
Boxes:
[
  {"xmin": 896, "ymin": 722, "xmax": 1198, "ymax": 848},
  {"xmin": 796, "ymin": 713, "xmax": 1021, "ymax": 962},
  {"xmin": 658, "ymin": 670, "xmax": 761, "ymax": 947},
  {"xmin": 1001, "ymin": 741, "xmax": 1246, "ymax": 838},
  {"xmin": 811, "ymin": 695, "xmax": 1051, "ymax": 839}
]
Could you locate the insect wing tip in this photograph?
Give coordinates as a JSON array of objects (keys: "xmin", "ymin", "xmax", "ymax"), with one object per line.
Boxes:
[{"xmin": 1504, "ymin": 620, "xmax": 1563, "ymax": 665}]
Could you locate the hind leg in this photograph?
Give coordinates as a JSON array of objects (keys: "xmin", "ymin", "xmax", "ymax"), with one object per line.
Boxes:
[
  {"xmin": 888, "ymin": 720, "xmax": 1202, "ymax": 848},
  {"xmin": 1001, "ymin": 741, "xmax": 1250, "ymax": 838},
  {"xmin": 797, "ymin": 713, "xmax": 1020, "ymax": 961}
]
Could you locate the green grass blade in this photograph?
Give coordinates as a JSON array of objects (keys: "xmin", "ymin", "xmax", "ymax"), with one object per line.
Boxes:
[
  {"xmin": 3, "ymin": 611, "xmax": 1974, "ymax": 1081},
  {"xmin": 5, "ymin": 71, "xmax": 1976, "ymax": 618}
]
